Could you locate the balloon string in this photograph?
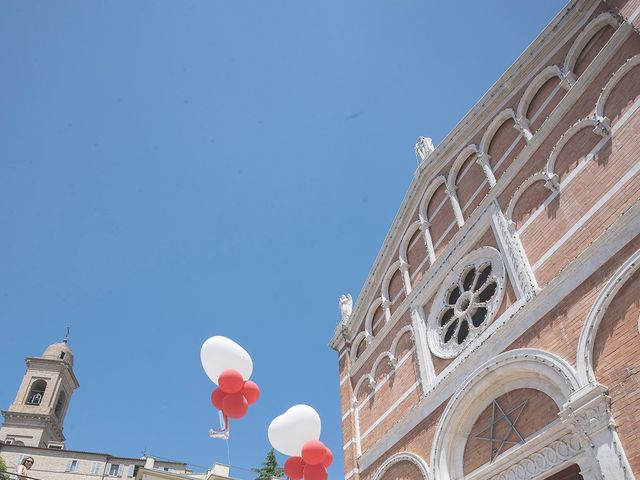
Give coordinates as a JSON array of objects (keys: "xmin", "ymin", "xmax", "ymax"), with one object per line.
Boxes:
[{"xmin": 226, "ymin": 436, "xmax": 231, "ymax": 469}]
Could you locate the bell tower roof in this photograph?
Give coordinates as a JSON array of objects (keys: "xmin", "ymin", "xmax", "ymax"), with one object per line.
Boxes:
[{"xmin": 42, "ymin": 341, "xmax": 74, "ymax": 367}]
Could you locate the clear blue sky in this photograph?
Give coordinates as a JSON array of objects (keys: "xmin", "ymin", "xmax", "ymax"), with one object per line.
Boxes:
[{"xmin": 0, "ymin": 2, "xmax": 562, "ymax": 478}]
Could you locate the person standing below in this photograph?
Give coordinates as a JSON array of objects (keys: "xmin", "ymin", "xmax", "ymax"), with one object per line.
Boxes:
[{"xmin": 17, "ymin": 457, "xmax": 34, "ymax": 480}]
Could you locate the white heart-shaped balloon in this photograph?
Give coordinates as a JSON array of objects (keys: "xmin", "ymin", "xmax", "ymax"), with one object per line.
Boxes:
[
  {"xmin": 268, "ymin": 404, "xmax": 321, "ymax": 457},
  {"xmin": 200, "ymin": 336, "xmax": 253, "ymax": 384}
]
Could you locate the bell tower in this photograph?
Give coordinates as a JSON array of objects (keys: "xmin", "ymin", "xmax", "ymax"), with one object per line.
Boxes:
[{"xmin": 0, "ymin": 340, "xmax": 80, "ymax": 448}]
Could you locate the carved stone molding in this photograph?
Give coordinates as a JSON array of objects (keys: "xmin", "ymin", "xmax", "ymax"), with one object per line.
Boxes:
[
  {"xmin": 492, "ymin": 434, "xmax": 582, "ymax": 480},
  {"xmin": 560, "ymin": 386, "xmax": 616, "ymax": 446},
  {"xmin": 491, "ymin": 207, "xmax": 539, "ymax": 300}
]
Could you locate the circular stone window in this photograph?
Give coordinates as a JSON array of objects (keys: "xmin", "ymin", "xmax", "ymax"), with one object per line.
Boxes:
[{"xmin": 426, "ymin": 247, "xmax": 505, "ymax": 358}]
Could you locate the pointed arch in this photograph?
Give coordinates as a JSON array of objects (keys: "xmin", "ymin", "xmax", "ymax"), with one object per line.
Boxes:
[{"xmin": 564, "ymin": 12, "xmax": 621, "ymax": 76}]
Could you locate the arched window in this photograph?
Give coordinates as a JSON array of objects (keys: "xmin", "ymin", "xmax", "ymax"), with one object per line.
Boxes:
[
  {"xmin": 26, "ymin": 379, "xmax": 47, "ymax": 405},
  {"xmin": 55, "ymin": 391, "xmax": 67, "ymax": 417}
]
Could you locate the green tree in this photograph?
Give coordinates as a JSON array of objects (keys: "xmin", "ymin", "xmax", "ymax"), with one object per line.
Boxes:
[
  {"xmin": 252, "ymin": 448, "xmax": 284, "ymax": 480},
  {"xmin": 0, "ymin": 455, "xmax": 8, "ymax": 480}
]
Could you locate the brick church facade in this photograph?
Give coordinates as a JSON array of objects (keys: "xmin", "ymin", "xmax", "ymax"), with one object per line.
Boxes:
[{"xmin": 329, "ymin": 1, "xmax": 640, "ymax": 479}]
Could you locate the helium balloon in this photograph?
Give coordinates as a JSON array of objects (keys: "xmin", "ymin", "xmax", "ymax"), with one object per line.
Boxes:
[
  {"xmin": 268, "ymin": 404, "xmax": 321, "ymax": 457},
  {"xmin": 242, "ymin": 380, "xmax": 260, "ymax": 404},
  {"xmin": 211, "ymin": 388, "xmax": 226, "ymax": 410},
  {"xmin": 301, "ymin": 440, "xmax": 327, "ymax": 466},
  {"xmin": 283, "ymin": 457, "xmax": 305, "ymax": 480},
  {"xmin": 218, "ymin": 369, "xmax": 244, "ymax": 394},
  {"xmin": 222, "ymin": 392, "xmax": 248, "ymax": 419},
  {"xmin": 323, "ymin": 448, "xmax": 333, "ymax": 468},
  {"xmin": 303, "ymin": 464, "xmax": 328, "ymax": 480},
  {"xmin": 200, "ymin": 336, "xmax": 253, "ymax": 384}
]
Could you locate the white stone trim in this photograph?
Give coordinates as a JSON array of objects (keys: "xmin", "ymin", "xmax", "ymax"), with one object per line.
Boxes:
[
  {"xmin": 532, "ymin": 158, "xmax": 640, "ymax": 271},
  {"xmin": 411, "ymin": 306, "xmax": 436, "ymax": 390},
  {"xmin": 448, "ymin": 144, "xmax": 480, "ymax": 192},
  {"xmin": 371, "ymin": 452, "xmax": 431, "ymax": 480},
  {"xmin": 364, "ymin": 297, "xmax": 384, "ymax": 338},
  {"xmin": 479, "ymin": 109, "xmax": 521, "ymax": 156},
  {"xmin": 342, "ymin": 408, "xmax": 352, "ymax": 421},
  {"xmin": 350, "ymin": 331, "xmax": 372, "ymax": 362},
  {"xmin": 380, "ymin": 260, "xmax": 402, "ymax": 320},
  {"xmin": 491, "ymin": 204, "xmax": 539, "ymax": 300},
  {"xmin": 465, "ymin": 426, "xmax": 583, "ymax": 480},
  {"xmin": 344, "ymin": 468, "xmax": 358, "ymax": 480},
  {"xmin": 545, "ymin": 116, "xmax": 610, "ymax": 177},
  {"xmin": 419, "ymin": 176, "xmax": 448, "ymax": 224},
  {"xmin": 505, "ymin": 171, "xmax": 559, "ymax": 227},
  {"xmin": 357, "ymin": 197, "xmax": 640, "ymax": 472},
  {"xmin": 430, "ymin": 349, "xmax": 580, "ymax": 480},
  {"xmin": 353, "ymin": 329, "xmax": 416, "ymax": 404},
  {"xmin": 516, "ymin": 64, "xmax": 571, "ymax": 122},
  {"xmin": 564, "ymin": 11, "xmax": 622, "ymax": 75},
  {"xmin": 596, "ymin": 53, "xmax": 640, "ymax": 119},
  {"xmin": 576, "ymin": 248, "xmax": 640, "ymax": 385},
  {"xmin": 353, "ymin": 374, "xmax": 376, "ymax": 402}
]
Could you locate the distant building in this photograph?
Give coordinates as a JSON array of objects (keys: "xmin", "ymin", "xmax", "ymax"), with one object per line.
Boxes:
[
  {"xmin": 0, "ymin": 341, "xmax": 229, "ymax": 480},
  {"xmin": 330, "ymin": 1, "xmax": 640, "ymax": 479}
]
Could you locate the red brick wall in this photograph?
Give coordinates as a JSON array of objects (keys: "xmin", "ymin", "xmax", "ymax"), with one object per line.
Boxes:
[{"xmin": 593, "ymin": 267, "xmax": 640, "ymax": 476}]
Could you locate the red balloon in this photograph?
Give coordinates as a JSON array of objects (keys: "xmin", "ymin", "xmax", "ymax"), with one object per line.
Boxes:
[
  {"xmin": 211, "ymin": 388, "xmax": 226, "ymax": 410},
  {"xmin": 322, "ymin": 448, "xmax": 333, "ymax": 468},
  {"xmin": 222, "ymin": 392, "xmax": 248, "ymax": 419},
  {"xmin": 218, "ymin": 369, "xmax": 244, "ymax": 394},
  {"xmin": 303, "ymin": 464, "xmax": 328, "ymax": 480},
  {"xmin": 302, "ymin": 440, "xmax": 328, "ymax": 466},
  {"xmin": 242, "ymin": 381, "xmax": 260, "ymax": 404},
  {"xmin": 283, "ymin": 457, "xmax": 305, "ymax": 480}
]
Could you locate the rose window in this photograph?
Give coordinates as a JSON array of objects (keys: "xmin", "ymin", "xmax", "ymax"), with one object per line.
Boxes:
[{"xmin": 426, "ymin": 247, "xmax": 505, "ymax": 358}]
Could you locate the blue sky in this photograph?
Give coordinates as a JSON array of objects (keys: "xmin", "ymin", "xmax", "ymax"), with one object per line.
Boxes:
[{"xmin": 0, "ymin": 1, "xmax": 562, "ymax": 478}]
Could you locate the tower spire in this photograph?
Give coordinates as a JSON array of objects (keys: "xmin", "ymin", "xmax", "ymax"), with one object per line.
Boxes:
[{"xmin": 64, "ymin": 326, "xmax": 71, "ymax": 344}]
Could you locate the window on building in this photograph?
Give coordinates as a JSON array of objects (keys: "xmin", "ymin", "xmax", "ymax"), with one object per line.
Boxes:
[
  {"xmin": 65, "ymin": 460, "xmax": 79, "ymax": 472},
  {"xmin": 26, "ymin": 379, "xmax": 47, "ymax": 405},
  {"xmin": 60, "ymin": 351, "xmax": 66, "ymax": 359},
  {"xmin": 106, "ymin": 463, "xmax": 122, "ymax": 477},
  {"xmin": 91, "ymin": 462, "xmax": 102, "ymax": 475},
  {"xmin": 54, "ymin": 391, "xmax": 67, "ymax": 418},
  {"xmin": 127, "ymin": 464, "xmax": 136, "ymax": 477}
]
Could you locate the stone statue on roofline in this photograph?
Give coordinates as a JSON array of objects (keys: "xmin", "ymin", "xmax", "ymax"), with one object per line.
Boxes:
[
  {"xmin": 415, "ymin": 136, "xmax": 435, "ymax": 164},
  {"xmin": 339, "ymin": 294, "xmax": 353, "ymax": 323}
]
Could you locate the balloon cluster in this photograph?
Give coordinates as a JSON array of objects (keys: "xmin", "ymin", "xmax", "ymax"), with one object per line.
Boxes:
[
  {"xmin": 211, "ymin": 369, "xmax": 260, "ymax": 419},
  {"xmin": 201, "ymin": 338, "xmax": 332, "ymax": 479},
  {"xmin": 283, "ymin": 440, "xmax": 333, "ymax": 480},
  {"xmin": 201, "ymin": 337, "xmax": 260, "ymax": 420},
  {"xmin": 268, "ymin": 405, "xmax": 332, "ymax": 480}
]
